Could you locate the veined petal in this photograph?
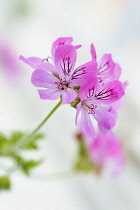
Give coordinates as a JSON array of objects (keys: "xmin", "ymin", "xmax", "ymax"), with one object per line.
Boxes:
[
  {"xmin": 80, "ymin": 108, "xmax": 96, "ymax": 139},
  {"xmin": 98, "ymin": 54, "xmax": 115, "ymax": 79},
  {"xmin": 38, "ymin": 88, "xmax": 61, "ymax": 100},
  {"xmin": 95, "ymin": 80, "xmax": 125, "ymax": 104},
  {"xmin": 51, "ymin": 37, "xmax": 73, "ymax": 60},
  {"xmin": 93, "ymin": 106, "xmax": 116, "ymax": 133},
  {"xmin": 61, "ymin": 88, "xmax": 77, "ymax": 104},
  {"xmin": 54, "ymin": 45, "xmax": 77, "ymax": 79},
  {"xmin": 90, "ymin": 44, "xmax": 97, "ymax": 61},
  {"xmin": 78, "ymin": 74, "xmax": 98, "ymax": 101},
  {"xmin": 70, "ymin": 61, "xmax": 98, "ymax": 87},
  {"xmin": 31, "ymin": 69, "xmax": 59, "ymax": 88}
]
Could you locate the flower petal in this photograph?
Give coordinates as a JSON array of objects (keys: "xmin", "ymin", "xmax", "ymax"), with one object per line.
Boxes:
[
  {"xmin": 98, "ymin": 54, "xmax": 115, "ymax": 81},
  {"xmin": 19, "ymin": 55, "xmax": 57, "ymax": 74},
  {"xmin": 19, "ymin": 56, "xmax": 42, "ymax": 68},
  {"xmin": 112, "ymin": 63, "xmax": 121, "ymax": 80},
  {"xmin": 75, "ymin": 102, "xmax": 82, "ymax": 125},
  {"xmin": 78, "ymin": 72, "xmax": 98, "ymax": 101},
  {"xmin": 95, "ymin": 80, "xmax": 125, "ymax": 104},
  {"xmin": 61, "ymin": 88, "xmax": 77, "ymax": 104},
  {"xmin": 38, "ymin": 88, "xmax": 61, "ymax": 100},
  {"xmin": 90, "ymin": 44, "xmax": 97, "ymax": 61},
  {"xmin": 75, "ymin": 45, "xmax": 82, "ymax": 49},
  {"xmin": 51, "ymin": 37, "xmax": 73, "ymax": 60},
  {"xmin": 70, "ymin": 61, "xmax": 97, "ymax": 87},
  {"xmin": 31, "ymin": 70, "xmax": 59, "ymax": 88},
  {"xmin": 93, "ymin": 106, "xmax": 116, "ymax": 134},
  {"xmin": 80, "ymin": 108, "xmax": 95, "ymax": 139},
  {"xmin": 54, "ymin": 45, "xmax": 77, "ymax": 79}
]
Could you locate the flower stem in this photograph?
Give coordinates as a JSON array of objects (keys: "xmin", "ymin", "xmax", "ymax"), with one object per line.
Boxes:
[{"xmin": 13, "ymin": 100, "xmax": 61, "ymax": 151}]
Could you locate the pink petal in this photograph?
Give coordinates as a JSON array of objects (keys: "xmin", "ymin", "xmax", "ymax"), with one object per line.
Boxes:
[
  {"xmin": 38, "ymin": 88, "xmax": 61, "ymax": 100},
  {"xmin": 93, "ymin": 106, "xmax": 116, "ymax": 134},
  {"xmin": 19, "ymin": 56, "xmax": 42, "ymax": 68},
  {"xmin": 61, "ymin": 88, "xmax": 77, "ymax": 104},
  {"xmin": 110, "ymin": 99, "xmax": 124, "ymax": 112},
  {"xmin": 31, "ymin": 70, "xmax": 59, "ymax": 88},
  {"xmin": 75, "ymin": 102, "xmax": 82, "ymax": 125},
  {"xmin": 95, "ymin": 80, "xmax": 125, "ymax": 104},
  {"xmin": 122, "ymin": 81, "xmax": 129, "ymax": 90},
  {"xmin": 19, "ymin": 55, "xmax": 57, "ymax": 74},
  {"xmin": 78, "ymin": 73, "xmax": 98, "ymax": 100},
  {"xmin": 98, "ymin": 54, "xmax": 115, "ymax": 80},
  {"xmin": 70, "ymin": 61, "xmax": 97, "ymax": 87},
  {"xmin": 112, "ymin": 63, "xmax": 122, "ymax": 80},
  {"xmin": 80, "ymin": 108, "xmax": 95, "ymax": 139},
  {"xmin": 75, "ymin": 45, "xmax": 82, "ymax": 49},
  {"xmin": 51, "ymin": 37, "xmax": 73, "ymax": 61},
  {"xmin": 54, "ymin": 45, "xmax": 77, "ymax": 79},
  {"xmin": 90, "ymin": 44, "xmax": 97, "ymax": 61}
]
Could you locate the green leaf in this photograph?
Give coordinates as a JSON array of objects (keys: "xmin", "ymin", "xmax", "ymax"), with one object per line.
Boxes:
[
  {"xmin": 14, "ymin": 155, "xmax": 42, "ymax": 176},
  {"xmin": 21, "ymin": 160, "xmax": 42, "ymax": 175},
  {"xmin": 0, "ymin": 176, "xmax": 11, "ymax": 190},
  {"xmin": 10, "ymin": 131, "xmax": 25, "ymax": 144},
  {"xmin": 0, "ymin": 133, "xmax": 12, "ymax": 156}
]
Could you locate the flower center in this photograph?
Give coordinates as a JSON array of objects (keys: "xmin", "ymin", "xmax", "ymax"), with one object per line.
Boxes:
[
  {"xmin": 56, "ymin": 80, "xmax": 68, "ymax": 90},
  {"xmin": 82, "ymin": 103, "xmax": 97, "ymax": 114}
]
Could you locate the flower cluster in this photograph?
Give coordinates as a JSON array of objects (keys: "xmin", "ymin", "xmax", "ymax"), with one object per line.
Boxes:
[{"xmin": 20, "ymin": 37, "xmax": 127, "ymax": 140}]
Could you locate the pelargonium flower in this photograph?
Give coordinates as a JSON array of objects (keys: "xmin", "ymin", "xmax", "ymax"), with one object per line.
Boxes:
[
  {"xmin": 20, "ymin": 37, "xmax": 97, "ymax": 104},
  {"xmin": 90, "ymin": 44, "xmax": 122, "ymax": 85},
  {"xmin": 76, "ymin": 78, "xmax": 125, "ymax": 138},
  {"xmin": 89, "ymin": 132, "xmax": 125, "ymax": 176}
]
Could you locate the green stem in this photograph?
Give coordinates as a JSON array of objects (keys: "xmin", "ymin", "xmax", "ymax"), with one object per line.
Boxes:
[{"xmin": 13, "ymin": 100, "xmax": 61, "ymax": 151}]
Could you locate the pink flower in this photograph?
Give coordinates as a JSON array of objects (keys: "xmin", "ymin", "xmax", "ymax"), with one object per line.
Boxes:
[
  {"xmin": 90, "ymin": 44, "xmax": 122, "ymax": 85},
  {"xmin": 76, "ymin": 78, "xmax": 125, "ymax": 138},
  {"xmin": 89, "ymin": 132, "xmax": 125, "ymax": 176},
  {"xmin": 20, "ymin": 37, "xmax": 97, "ymax": 104}
]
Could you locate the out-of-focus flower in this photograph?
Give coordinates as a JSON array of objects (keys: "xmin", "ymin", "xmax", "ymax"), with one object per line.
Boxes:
[
  {"xmin": 0, "ymin": 41, "xmax": 22, "ymax": 84},
  {"xmin": 89, "ymin": 132, "xmax": 125, "ymax": 176},
  {"xmin": 20, "ymin": 37, "xmax": 97, "ymax": 104},
  {"xmin": 76, "ymin": 79, "xmax": 125, "ymax": 138}
]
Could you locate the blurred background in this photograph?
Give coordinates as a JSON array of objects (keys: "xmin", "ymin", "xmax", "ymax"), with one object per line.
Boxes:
[{"xmin": 0, "ymin": 0, "xmax": 140, "ymax": 209}]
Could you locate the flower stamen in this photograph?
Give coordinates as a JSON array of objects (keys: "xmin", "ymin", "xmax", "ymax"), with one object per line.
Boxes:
[{"xmin": 82, "ymin": 103, "xmax": 97, "ymax": 114}]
